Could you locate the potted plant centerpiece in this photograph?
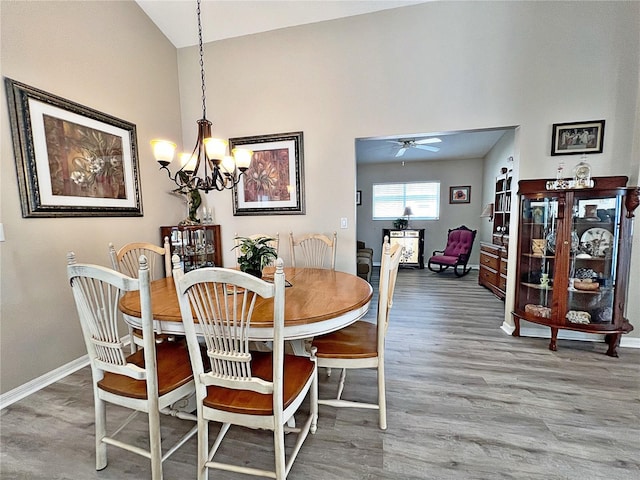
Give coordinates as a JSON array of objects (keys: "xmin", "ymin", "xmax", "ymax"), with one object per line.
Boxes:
[{"xmin": 233, "ymin": 236, "xmax": 277, "ymax": 278}]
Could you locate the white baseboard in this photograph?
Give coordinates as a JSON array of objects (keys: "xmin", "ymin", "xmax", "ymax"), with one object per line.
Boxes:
[
  {"xmin": 0, "ymin": 335, "xmax": 131, "ymax": 410},
  {"xmin": 0, "ymin": 355, "xmax": 89, "ymax": 410},
  {"xmin": 500, "ymin": 320, "xmax": 640, "ymax": 349}
]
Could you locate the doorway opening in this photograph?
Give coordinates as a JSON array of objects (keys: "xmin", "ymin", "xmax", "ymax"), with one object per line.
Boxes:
[{"xmin": 355, "ymin": 125, "xmax": 519, "ymax": 325}]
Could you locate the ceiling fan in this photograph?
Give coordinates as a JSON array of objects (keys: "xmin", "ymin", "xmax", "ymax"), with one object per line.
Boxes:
[{"xmin": 388, "ymin": 138, "xmax": 442, "ymax": 157}]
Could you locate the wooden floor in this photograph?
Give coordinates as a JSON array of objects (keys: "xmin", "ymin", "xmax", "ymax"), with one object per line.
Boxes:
[{"xmin": 2, "ymin": 268, "xmax": 639, "ymax": 479}]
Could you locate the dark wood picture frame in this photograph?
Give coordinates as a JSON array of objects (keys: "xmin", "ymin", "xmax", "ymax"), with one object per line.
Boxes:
[
  {"xmin": 551, "ymin": 119, "xmax": 605, "ymax": 156},
  {"xmin": 229, "ymin": 131, "xmax": 305, "ymax": 216},
  {"xmin": 5, "ymin": 78, "xmax": 142, "ymax": 217},
  {"xmin": 450, "ymin": 185, "xmax": 471, "ymax": 204}
]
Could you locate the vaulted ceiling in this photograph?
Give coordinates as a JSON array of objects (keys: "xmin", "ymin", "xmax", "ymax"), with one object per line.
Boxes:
[
  {"xmin": 136, "ymin": 1, "xmax": 510, "ymax": 163},
  {"xmin": 136, "ymin": 0, "xmax": 428, "ymax": 48}
]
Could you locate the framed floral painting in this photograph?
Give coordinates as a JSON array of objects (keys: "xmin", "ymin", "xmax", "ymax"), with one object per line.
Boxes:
[
  {"xmin": 5, "ymin": 78, "xmax": 142, "ymax": 217},
  {"xmin": 229, "ymin": 131, "xmax": 305, "ymax": 215}
]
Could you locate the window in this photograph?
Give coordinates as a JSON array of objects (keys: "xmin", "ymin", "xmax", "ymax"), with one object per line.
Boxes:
[{"xmin": 372, "ymin": 182, "xmax": 440, "ymax": 220}]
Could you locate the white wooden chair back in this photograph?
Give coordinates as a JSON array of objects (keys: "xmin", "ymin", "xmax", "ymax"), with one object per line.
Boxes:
[
  {"xmin": 174, "ymin": 257, "xmax": 285, "ymax": 397},
  {"xmin": 377, "ymin": 239, "xmax": 403, "ymax": 353},
  {"xmin": 68, "ymin": 252, "xmax": 155, "ymax": 382},
  {"xmin": 109, "ymin": 237, "xmax": 171, "ymax": 280},
  {"xmin": 288, "ymin": 231, "xmax": 337, "ymax": 269},
  {"xmin": 234, "ymin": 232, "xmax": 280, "ymax": 267}
]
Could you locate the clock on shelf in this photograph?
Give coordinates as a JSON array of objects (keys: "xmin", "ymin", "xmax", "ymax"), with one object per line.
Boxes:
[{"xmin": 573, "ymin": 156, "xmax": 592, "ymax": 188}]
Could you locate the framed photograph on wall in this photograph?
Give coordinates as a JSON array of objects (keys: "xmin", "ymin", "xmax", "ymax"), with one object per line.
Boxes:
[
  {"xmin": 551, "ymin": 119, "xmax": 605, "ymax": 156},
  {"xmin": 356, "ymin": 190, "xmax": 362, "ymax": 206},
  {"xmin": 450, "ymin": 185, "xmax": 471, "ymax": 204},
  {"xmin": 5, "ymin": 78, "xmax": 142, "ymax": 217},
  {"xmin": 229, "ymin": 131, "xmax": 305, "ymax": 215}
]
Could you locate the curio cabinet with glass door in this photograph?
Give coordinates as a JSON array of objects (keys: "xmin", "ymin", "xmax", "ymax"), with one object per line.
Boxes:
[{"xmin": 512, "ymin": 176, "xmax": 639, "ymax": 357}]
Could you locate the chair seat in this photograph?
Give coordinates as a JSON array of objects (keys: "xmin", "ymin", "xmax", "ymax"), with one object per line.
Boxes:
[
  {"xmin": 429, "ymin": 255, "xmax": 459, "ymax": 266},
  {"xmin": 203, "ymin": 352, "xmax": 315, "ymax": 415},
  {"xmin": 98, "ymin": 341, "xmax": 194, "ymax": 399},
  {"xmin": 312, "ymin": 321, "xmax": 377, "ymax": 359}
]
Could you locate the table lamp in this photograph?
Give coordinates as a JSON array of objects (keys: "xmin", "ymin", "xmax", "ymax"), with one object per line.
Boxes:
[{"xmin": 403, "ymin": 206, "xmax": 413, "ymax": 228}]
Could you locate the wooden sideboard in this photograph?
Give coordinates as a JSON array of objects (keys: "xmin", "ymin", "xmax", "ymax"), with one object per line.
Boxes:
[
  {"xmin": 479, "ymin": 241, "xmax": 507, "ymax": 299},
  {"xmin": 382, "ymin": 228, "xmax": 425, "ymax": 269}
]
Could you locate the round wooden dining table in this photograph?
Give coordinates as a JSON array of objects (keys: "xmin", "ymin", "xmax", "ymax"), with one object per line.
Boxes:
[{"xmin": 119, "ymin": 267, "xmax": 373, "ymax": 342}]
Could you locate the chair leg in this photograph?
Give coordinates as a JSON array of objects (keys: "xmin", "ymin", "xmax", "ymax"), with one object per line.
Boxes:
[
  {"xmin": 273, "ymin": 425, "xmax": 286, "ymax": 480},
  {"xmin": 454, "ymin": 264, "xmax": 471, "ymax": 277},
  {"xmin": 311, "ymin": 365, "xmax": 318, "ymax": 434},
  {"xmin": 94, "ymin": 395, "xmax": 108, "ymax": 471},
  {"xmin": 198, "ymin": 417, "xmax": 210, "ymax": 480},
  {"xmin": 336, "ymin": 368, "xmax": 347, "ymax": 400},
  {"xmin": 378, "ymin": 361, "xmax": 387, "ymax": 430},
  {"xmin": 428, "ymin": 262, "xmax": 448, "ymax": 274},
  {"xmin": 148, "ymin": 408, "xmax": 163, "ymax": 480},
  {"xmin": 127, "ymin": 325, "xmax": 139, "ymax": 354}
]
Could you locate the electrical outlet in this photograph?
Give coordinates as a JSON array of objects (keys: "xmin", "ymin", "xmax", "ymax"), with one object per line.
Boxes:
[{"xmin": 340, "ymin": 217, "xmax": 348, "ymax": 229}]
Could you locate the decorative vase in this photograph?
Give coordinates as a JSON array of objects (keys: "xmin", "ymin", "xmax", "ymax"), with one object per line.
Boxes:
[{"xmin": 244, "ymin": 269, "xmax": 262, "ymax": 279}]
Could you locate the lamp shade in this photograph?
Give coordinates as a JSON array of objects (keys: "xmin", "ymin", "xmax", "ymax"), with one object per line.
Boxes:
[
  {"xmin": 403, "ymin": 206, "xmax": 414, "ymax": 217},
  {"xmin": 151, "ymin": 140, "xmax": 176, "ymax": 164},
  {"xmin": 480, "ymin": 203, "xmax": 494, "ymax": 219}
]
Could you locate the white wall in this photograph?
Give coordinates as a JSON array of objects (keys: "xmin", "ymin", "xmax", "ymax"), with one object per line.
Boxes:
[
  {"xmin": 356, "ymin": 158, "xmax": 485, "ymax": 265},
  {"xmin": 1, "ymin": 0, "xmax": 639, "ymax": 394},
  {"xmin": 0, "ymin": 1, "xmax": 185, "ymax": 393},
  {"xmin": 176, "ymin": 1, "xmax": 639, "ymax": 270},
  {"xmin": 481, "ymin": 130, "xmax": 517, "ymax": 242}
]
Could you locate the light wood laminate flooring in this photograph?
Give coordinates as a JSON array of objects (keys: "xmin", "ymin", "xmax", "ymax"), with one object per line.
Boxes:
[{"xmin": 1, "ymin": 268, "xmax": 638, "ymax": 479}]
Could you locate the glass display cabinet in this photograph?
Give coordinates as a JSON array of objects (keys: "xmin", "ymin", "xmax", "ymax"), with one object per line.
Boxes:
[
  {"xmin": 160, "ymin": 224, "xmax": 222, "ymax": 274},
  {"xmin": 512, "ymin": 176, "xmax": 638, "ymax": 357}
]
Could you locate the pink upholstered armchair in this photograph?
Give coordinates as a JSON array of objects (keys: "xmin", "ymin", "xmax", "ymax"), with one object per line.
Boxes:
[{"xmin": 427, "ymin": 225, "xmax": 477, "ymax": 277}]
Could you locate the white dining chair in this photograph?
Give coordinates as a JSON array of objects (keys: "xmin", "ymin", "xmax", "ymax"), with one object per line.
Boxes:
[
  {"xmin": 288, "ymin": 231, "xmax": 337, "ymax": 269},
  {"xmin": 311, "ymin": 238, "xmax": 402, "ymax": 429},
  {"xmin": 109, "ymin": 237, "xmax": 173, "ymax": 352},
  {"xmin": 109, "ymin": 237, "xmax": 172, "ymax": 280},
  {"xmin": 173, "ymin": 257, "xmax": 318, "ymax": 480},
  {"xmin": 67, "ymin": 253, "xmax": 197, "ymax": 480}
]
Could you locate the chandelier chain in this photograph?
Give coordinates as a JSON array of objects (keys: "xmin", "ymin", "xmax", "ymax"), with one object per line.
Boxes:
[
  {"xmin": 152, "ymin": 0, "xmax": 251, "ymax": 194},
  {"xmin": 197, "ymin": 0, "xmax": 206, "ymax": 119}
]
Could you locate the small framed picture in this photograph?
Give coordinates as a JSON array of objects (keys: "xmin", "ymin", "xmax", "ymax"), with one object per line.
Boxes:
[
  {"xmin": 450, "ymin": 186, "xmax": 471, "ymax": 204},
  {"xmin": 551, "ymin": 120, "xmax": 605, "ymax": 156},
  {"xmin": 356, "ymin": 190, "xmax": 362, "ymax": 206}
]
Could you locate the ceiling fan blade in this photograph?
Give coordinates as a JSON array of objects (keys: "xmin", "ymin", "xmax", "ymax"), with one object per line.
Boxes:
[
  {"xmin": 414, "ymin": 137, "xmax": 442, "ymax": 145},
  {"xmin": 395, "ymin": 147, "xmax": 407, "ymax": 157},
  {"xmin": 415, "ymin": 145, "xmax": 440, "ymax": 152}
]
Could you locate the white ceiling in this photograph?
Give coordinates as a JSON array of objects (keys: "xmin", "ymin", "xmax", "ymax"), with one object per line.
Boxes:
[
  {"xmin": 136, "ymin": 0, "xmax": 428, "ymax": 49},
  {"xmin": 135, "ymin": 0, "xmax": 510, "ymax": 163}
]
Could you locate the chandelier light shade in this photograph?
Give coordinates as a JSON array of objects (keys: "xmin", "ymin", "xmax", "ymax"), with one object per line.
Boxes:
[{"xmin": 150, "ymin": 0, "xmax": 252, "ymax": 193}]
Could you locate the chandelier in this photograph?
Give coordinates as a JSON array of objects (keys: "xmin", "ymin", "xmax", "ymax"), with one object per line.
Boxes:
[{"xmin": 150, "ymin": 0, "xmax": 252, "ymax": 193}]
